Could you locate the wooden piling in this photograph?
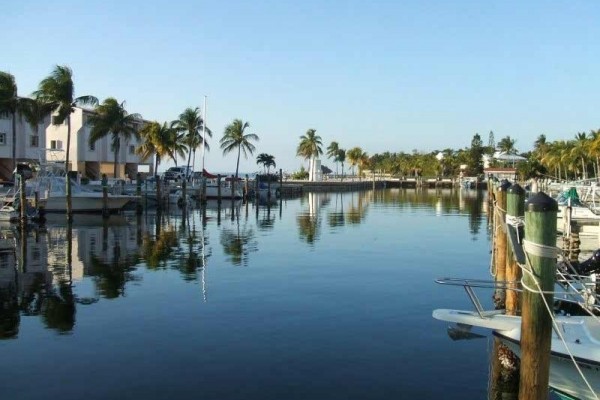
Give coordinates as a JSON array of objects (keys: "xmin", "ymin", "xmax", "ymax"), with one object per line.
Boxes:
[
  {"xmin": 19, "ymin": 175, "xmax": 26, "ymax": 223},
  {"xmin": 519, "ymin": 192, "xmax": 558, "ymax": 400},
  {"xmin": 182, "ymin": 179, "xmax": 187, "ymax": 208},
  {"xmin": 217, "ymin": 175, "xmax": 222, "ymax": 203},
  {"xmin": 494, "ymin": 180, "xmax": 511, "ymax": 307},
  {"xmin": 279, "ymin": 169, "xmax": 283, "ymax": 197},
  {"xmin": 101, "ymin": 174, "xmax": 109, "ymax": 218},
  {"xmin": 245, "ymin": 174, "xmax": 249, "ymax": 200},
  {"xmin": 255, "ymin": 175, "xmax": 259, "ymax": 202},
  {"xmin": 505, "ymin": 183, "xmax": 525, "ymax": 315},
  {"xmin": 156, "ymin": 174, "xmax": 162, "ymax": 210}
]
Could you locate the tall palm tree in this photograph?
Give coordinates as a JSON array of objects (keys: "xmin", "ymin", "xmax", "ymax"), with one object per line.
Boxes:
[
  {"xmin": 137, "ymin": 121, "xmax": 186, "ymax": 175},
  {"xmin": 296, "ymin": 129, "xmax": 323, "ymax": 181},
  {"xmin": 326, "ymin": 141, "xmax": 340, "ymax": 175},
  {"xmin": 0, "ymin": 71, "xmax": 29, "ymax": 177},
  {"xmin": 87, "ymin": 98, "xmax": 141, "ymax": 178},
  {"xmin": 497, "ymin": 136, "xmax": 517, "ymax": 154},
  {"xmin": 336, "ymin": 149, "xmax": 346, "ymax": 180},
  {"xmin": 346, "ymin": 147, "xmax": 363, "ymax": 176},
  {"xmin": 33, "ymin": 65, "xmax": 98, "ymax": 218},
  {"xmin": 571, "ymin": 132, "xmax": 590, "ymax": 180},
  {"xmin": 20, "ymin": 97, "xmax": 52, "ymax": 150},
  {"xmin": 256, "ymin": 153, "xmax": 276, "ymax": 174},
  {"xmin": 220, "ymin": 119, "xmax": 259, "ymax": 179},
  {"xmin": 173, "ymin": 107, "xmax": 211, "ymax": 177}
]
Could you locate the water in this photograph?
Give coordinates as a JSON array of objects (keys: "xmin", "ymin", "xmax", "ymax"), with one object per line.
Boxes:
[{"xmin": 0, "ymin": 188, "xmax": 528, "ymax": 399}]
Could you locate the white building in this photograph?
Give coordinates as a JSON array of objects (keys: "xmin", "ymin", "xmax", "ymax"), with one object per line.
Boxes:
[
  {"xmin": 0, "ymin": 105, "xmax": 153, "ymax": 181},
  {"xmin": 46, "ymin": 107, "xmax": 153, "ymax": 180},
  {"xmin": 0, "ymin": 111, "xmax": 48, "ymax": 180}
]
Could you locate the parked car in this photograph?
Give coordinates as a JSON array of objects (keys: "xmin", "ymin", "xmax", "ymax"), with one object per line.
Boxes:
[{"xmin": 163, "ymin": 166, "xmax": 193, "ymax": 182}]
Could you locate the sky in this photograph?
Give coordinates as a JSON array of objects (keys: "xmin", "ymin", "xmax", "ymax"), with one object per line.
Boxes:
[{"xmin": 3, "ymin": 1, "xmax": 600, "ymax": 174}]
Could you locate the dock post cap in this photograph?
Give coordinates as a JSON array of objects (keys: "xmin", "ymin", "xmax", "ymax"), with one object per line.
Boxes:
[
  {"xmin": 498, "ymin": 180, "xmax": 511, "ymax": 191},
  {"xmin": 507, "ymin": 183, "xmax": 525, "ymax": 195},
  {"xmin": 525, "ymin": 192, "xmax": 558, "ymax": 212}
]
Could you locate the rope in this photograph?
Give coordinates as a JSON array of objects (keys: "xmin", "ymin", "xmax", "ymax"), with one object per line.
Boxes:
[
  {"xmin": 517, "ymin": 252, "xmax": 599, "ymax": 399},
  {"xmin": 523, "ymin": 240, "xmax": 560, "ymax": 259},
  {"xmin": 505, "ymin": 215, "xmax": 524, "ymax": 228}
]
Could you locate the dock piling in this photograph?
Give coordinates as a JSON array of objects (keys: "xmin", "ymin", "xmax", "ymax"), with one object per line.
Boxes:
[
  {"xmin": 519, "ymin": 192, "xmax": 558, "ymax": 400},
  {"xmin": 505, "ymin": 183, "xmax": 525, "ymax": 315}
]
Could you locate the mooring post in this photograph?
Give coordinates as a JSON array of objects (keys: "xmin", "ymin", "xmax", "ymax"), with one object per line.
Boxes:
[
  {"xmin": 519, "ymin": 192, "xmax": 558, "ymax": 400},
  {"xmin": 156, "ymin": 174, "xmax": 162, "ymax": 211},
  {"xmin": 136, "ymin": 173, "xmax": 143, "ymax": 214},
  {"xmin": 182, "ymin": 179, "xmax": 187, "ymax": 208},
  {"xmin": 231, "ymin": 175, "xmax": 235, "ymax": 201},
  {"xmin": 245, "ymin": 174, "xmax": 249, "ymax": 201},
  {"xmin": 102, "ymin": 174, "xmax": 109, "ymax": 218},
  {"xmin": 217, "ymin": 174, "xmax": 222, "ymax": 204},
  {"xmin": 493, "ymin": 180, "xmax": 511, "ymax": 307},
  {"xmin": 255, "ymin": 174, "xmax": 259, "ymax": 202},
  {"xmin": 279, "ymin": 169, "xmax": 283, "ymax": 198},
  {"xmin": 19, "ymin": 175, "xmax": 27, "ymax": 223},
  {"xmin": 505, "ymin": 183, "xmax": 525, "ymax": 315}
]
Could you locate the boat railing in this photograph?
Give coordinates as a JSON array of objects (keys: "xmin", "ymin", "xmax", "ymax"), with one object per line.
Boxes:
[{"xmin": 436, "ymin": 276, "xmax": 600, "ymax": 318}]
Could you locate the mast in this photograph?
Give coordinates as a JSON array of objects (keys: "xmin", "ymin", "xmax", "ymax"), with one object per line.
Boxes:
[{"xmin": 201, "ymin": 95, "xmax": 207, "ymax": 174}]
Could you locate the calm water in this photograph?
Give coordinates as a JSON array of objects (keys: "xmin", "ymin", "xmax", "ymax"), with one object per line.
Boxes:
[{"xmin": 0, "ymin": 188, "xmax": 514, "ymax": 399}]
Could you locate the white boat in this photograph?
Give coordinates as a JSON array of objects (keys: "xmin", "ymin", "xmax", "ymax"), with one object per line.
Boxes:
[
  {"xmin": 28, "ymin": 175, "xmax": 136, "ymax": 213},
  {"xmin": 0, "ymin": 204, "xmax": 18, "ymax": 222},
  {"xmin": 433, "ymin": 309, "xmax": 600, "ymax": 399},
  {"xmin": 433, "ymin": 278, "xmax": 600, "ymax": 399}
]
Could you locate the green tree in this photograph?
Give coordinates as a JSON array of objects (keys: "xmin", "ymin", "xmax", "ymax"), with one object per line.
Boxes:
[
  {"xmin": 220, "ymin": 119, "xmax": 259, "ymax": 179},
  {"xmin": 173, "ymin": 107, "xmax": 211, "ymax": 177},
  {"xmin": 571, "ymin": 132, "xmax": 590, "ymax": 180},
  {"xmin": 87, "ymin": 98, "xmax": 141, "ymax": 178},
  {"xmin": 336, "ymin": 149, "xmax": 346, "ymax": 180},
  {"xmin": 346, "ymin": 147, "xmax": 363, "ymax": 175},
  {"xmin": 326, "ymin": 141, "xmax": 340, "ymax": 175},
  {"xmin": 256, "ymin": 153, "xmax": 276, "ymax": 174},
  {"xmin": 296, "ymin": 129, "xmax": 323, "ymax": 180},
  {"xmin": 497, "ymin": 136, "xmax": 517, "ymax": 154},
  {"xmin": 33, "ymin": 65, "xmax": 98, "ymax": 218},
  {"xmin": 468, "ymin": 134, "xmax": 484, "ymax": 176},
  {"xmin": 137, "ymin": 121, "xmax": 184, "ymax": 175}
]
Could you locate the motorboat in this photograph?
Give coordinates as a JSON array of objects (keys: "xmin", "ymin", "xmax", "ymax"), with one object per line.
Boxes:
[
  {"xmin": 28, "ymin": 175, "xmax": 137, "ymax": 213},
  {"xmin": 433, "ymin": 278, "xmax": 600, "ymax": 399}
]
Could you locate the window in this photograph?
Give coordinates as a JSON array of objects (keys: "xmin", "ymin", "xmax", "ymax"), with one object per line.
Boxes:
[
  {"xmin": 30, "ymin": 135, "xmax": 39, "ymax": 147},
  {"xmin": 89, "ymin": 141, "xmax": 95, "ymax": 151},
  {"xmin": 129, "ymin": 145, "xmax": 135, "ymax": 155},
  {"xmin": 0, "ymin": 133, "xmax": 6, "ymax": 145},
  {"xmin": 50, "ymin": 140, "xmax": 62, "ymax": 150}
]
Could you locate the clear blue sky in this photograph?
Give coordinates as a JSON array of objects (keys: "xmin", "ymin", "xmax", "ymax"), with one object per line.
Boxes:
[{"xmin": 3, "ymin": 0, "xmax": 600, "ymax": 173}]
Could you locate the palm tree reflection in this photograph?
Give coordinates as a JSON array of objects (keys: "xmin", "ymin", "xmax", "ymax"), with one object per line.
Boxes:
[{"xmin": 220, "ymin": 216, "xmax": 256, "ymax": 266}]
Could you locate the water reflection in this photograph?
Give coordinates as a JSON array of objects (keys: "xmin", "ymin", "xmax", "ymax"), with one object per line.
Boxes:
[{"xmin": 0, "ymin": 188, "xmax": 488, "ymax": 339}]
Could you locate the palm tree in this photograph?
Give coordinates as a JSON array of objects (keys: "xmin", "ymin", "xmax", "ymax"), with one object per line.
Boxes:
[
  {"xmin": 20, "ymin": 98, "xmax": 52, "ymax": 149},
  {"xmin": 173, "ymin": 107, "xmax": 211, "ymax": 177},
  {"xmin": 357, "ymin": 151, "xmax": 370, "ymax": 178},
  {"xmin": 33, "ymin": 65, "xmax": 98, "ymax": 218},
  {"xmin": 326, "ymin": 141, "xmax": 340, "ymax": 175},
  {"xmin": 337, "ymin": 149, "xmax": 346, "ymax": 180},
  {"xmin": 137, "ymin": 121, "xmax": 185, "ymax": 175},
  {"xmin": 256, "ymin": 153, "xmax": 276, "ymax": 175},
  {"xmin": 346, "ymin": 147, "xmax": 363, "ymax": 176},
  {"xmin": 220, "ymin": 119, "xmax": 259, "ymax": 179},
  {"xmin": 87, "ymin": 98, "xmax": 141, "ymax": 178},
  {"xmin": 0, "ymin": 72, "xmax": 30, "ymax": 178},
  {"xmin": 571, "ymin": 132, "xmax": 590, "ymax": 180},
  {"xmin": 497, "ymin": 136, "xmax": 517, "ymax": 154},
  {"xmin": 296, "ymin": 129, "xmax": 323, "ymax": 181}
]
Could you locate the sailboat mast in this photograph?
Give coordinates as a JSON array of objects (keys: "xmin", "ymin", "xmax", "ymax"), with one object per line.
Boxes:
[{"xmin": 202, "ymin": 95, "xmax": 207, "ymax": 174}]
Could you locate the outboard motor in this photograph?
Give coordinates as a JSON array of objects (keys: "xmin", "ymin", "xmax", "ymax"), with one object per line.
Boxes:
[{"xmin": 558, "ymin": 250, "xmax": 600, "ymax": 276}]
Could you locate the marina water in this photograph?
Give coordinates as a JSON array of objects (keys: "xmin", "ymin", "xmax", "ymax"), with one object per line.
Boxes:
[{"xmin": 0, "ymin": 188, "xmax": 560, "ymax": 399}]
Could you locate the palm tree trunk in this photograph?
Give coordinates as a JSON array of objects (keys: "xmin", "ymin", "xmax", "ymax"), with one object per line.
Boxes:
[
  {"xmin": 66, "ymin": 114, "xmax": 72, "ymax": 220},
  {"xmin": 235, "ymin": 146, "xmax": 241, "ymax": 179},
  {"xmin": 581, "ymin": 157, "xmax": 586, "ymax": 180},
  {"xmin": 186, "ymin": 147, "xmax": 192, "ymax": 181}
]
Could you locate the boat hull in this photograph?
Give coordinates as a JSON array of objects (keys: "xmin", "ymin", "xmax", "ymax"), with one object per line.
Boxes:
[
  {"xmin": 42, "ymin": 194, "xmax": 135, "ymax": 213},
  {"xmin": 433, "ymin": 309, "xmax": 600, "ymax": 399}
]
